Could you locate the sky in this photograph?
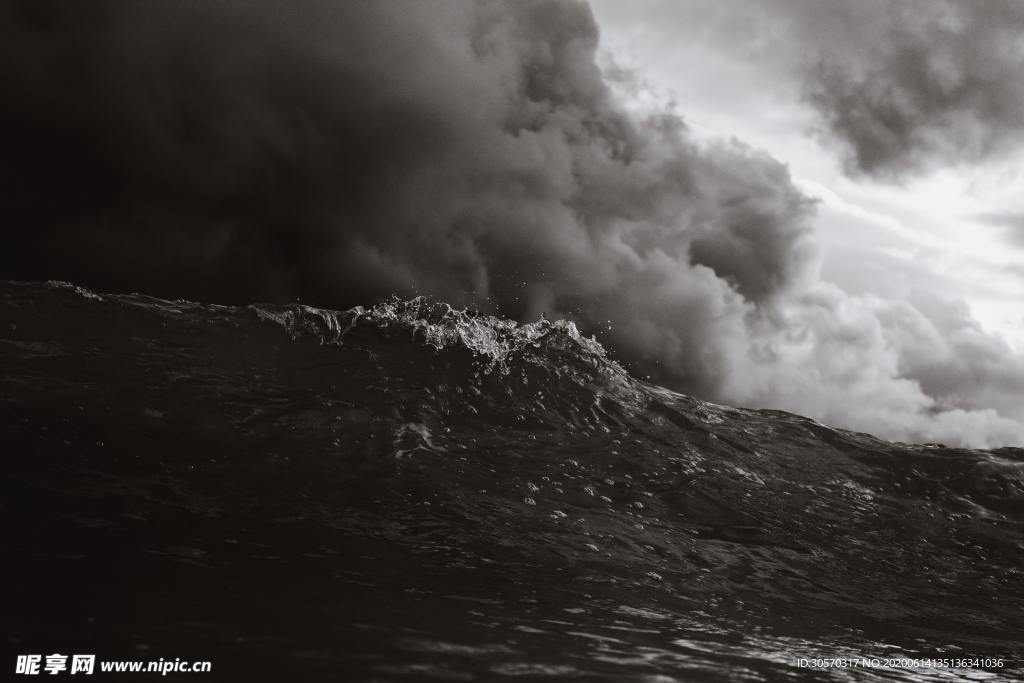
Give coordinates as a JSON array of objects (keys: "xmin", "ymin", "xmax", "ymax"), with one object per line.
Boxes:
[
  {"xmin": 590, "ymin": 0, "xmax": 1024, "ymax": 348},
  {"xmin": 2, "ymin": 0, "xmax": 1024, "ymax": 447}
]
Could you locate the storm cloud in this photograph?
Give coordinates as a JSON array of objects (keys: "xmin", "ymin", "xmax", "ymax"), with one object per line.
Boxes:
[
  {"xmin": 783, "ymin": 0, "xmax": 1024, "ymax": 178},
  {"xmin": 2, "ymin": 0, "xmax": 1023, "ymax": 446}
]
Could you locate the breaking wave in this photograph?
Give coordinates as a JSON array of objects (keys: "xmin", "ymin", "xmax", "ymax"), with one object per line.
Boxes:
[{"xmin": 2, "ymin": 280, "xmax": 1022, "ymax": 681}]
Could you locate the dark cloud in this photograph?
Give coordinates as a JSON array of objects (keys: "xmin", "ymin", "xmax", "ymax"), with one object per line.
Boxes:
[
  {"xmin": 885, "ymin": 291, "xmax": 1024, "ymax": 419},
  {"xmin": 0, "ymin": 0, "xmax": 814, "ymax": 388},
  {"xmin": 2, "ymin": 0, "xmax": 1023, "ymax": 446},
  {"xmin": 786, "ymin": 0, "xmax": 1024, "ymax": 178}
]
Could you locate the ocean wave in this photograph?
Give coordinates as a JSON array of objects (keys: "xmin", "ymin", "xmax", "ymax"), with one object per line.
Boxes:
[{"xmin": 3, "ymin": 279, "xmax": 1023, "ymax": 680}]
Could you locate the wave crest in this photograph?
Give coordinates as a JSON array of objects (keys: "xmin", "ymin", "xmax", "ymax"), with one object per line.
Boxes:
[{"xmin": 255, "ymin": 296, "xmax": 621, "ymax": 375}]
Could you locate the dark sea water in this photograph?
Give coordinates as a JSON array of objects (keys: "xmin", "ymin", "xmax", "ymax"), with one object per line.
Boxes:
[{"xmin": 2, "ymin": 280, "xmax": 1023, "ymax": 681}]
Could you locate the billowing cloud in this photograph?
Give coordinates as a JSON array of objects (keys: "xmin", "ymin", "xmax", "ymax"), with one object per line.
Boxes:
[
  {"xmin": 734, "ymin": 286, "xmax": 1024, "ymax": 447},
  {"xmin": 1, "ymin": 0, "xmax": 1022, "ymax": 446},
  {"xmin": 782, "ymin": 0, "xmax": 1024, "ymax": 178}
]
